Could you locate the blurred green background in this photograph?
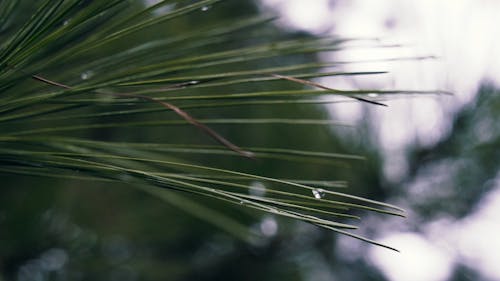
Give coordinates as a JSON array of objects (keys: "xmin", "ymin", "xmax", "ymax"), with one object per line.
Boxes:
[{"xmin": 1, "ymin": 1, "xmax": 499, "ymax": 280}]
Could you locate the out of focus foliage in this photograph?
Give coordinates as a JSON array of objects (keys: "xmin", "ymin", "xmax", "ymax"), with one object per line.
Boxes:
[
  {"xmin": 407, "ymin": 85, "xmax": 500, "ymax": 220},
  {"xmin": 325, "ymin": 85, "xmax": 500, "ymax": 281}
]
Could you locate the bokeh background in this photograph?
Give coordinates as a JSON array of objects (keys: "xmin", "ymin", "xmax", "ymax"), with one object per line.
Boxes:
[{"xmin": 1, "ymin": 0, "xmax": 499, "ymax": 280}]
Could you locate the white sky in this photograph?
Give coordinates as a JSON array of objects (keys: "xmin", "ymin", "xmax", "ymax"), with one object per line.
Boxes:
[
  {"xmin": 259, "ymin": 0, "xmax": 500, "ymax": 280},
  {"xmin": 260, "ymin": 0, "xmax": 500, "ymax": 184},
  {"xmin": 371, "ymin": 180, "xmax": 500, "ymax": 281}
]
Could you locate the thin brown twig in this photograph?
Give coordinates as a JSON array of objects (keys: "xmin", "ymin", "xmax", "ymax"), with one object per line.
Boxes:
[
  {"xmin": 31, "ymin": 74, "xmax": 72, "ymax": 89},
  {"xmin": 113, "ymin": 92, "xmax": 255, "ymax": 158},
  {"xmin": 271, "ymin": 73, "xmax": 388, "ymax": 107},
  {"xmin": 29, "ymin": 73, "xmax": 255, "ymax": 158}
]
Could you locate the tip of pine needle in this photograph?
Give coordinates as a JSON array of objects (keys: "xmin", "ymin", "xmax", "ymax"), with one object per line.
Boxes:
[{"xmin": 240, "ymin": 150, "xmax": 257, "ymax": 159}]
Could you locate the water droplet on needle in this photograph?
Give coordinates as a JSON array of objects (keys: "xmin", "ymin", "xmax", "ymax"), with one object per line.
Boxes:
[
  {"xmin": 80, "ymin": 71, "xmax": 93, "ymax": 80},
  {"xmin": 312, "ymin": 188, "xmax": 325, "ymax": 199}
]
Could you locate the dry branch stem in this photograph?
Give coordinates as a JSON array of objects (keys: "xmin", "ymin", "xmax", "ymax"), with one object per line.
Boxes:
[
  {"xmin": 271, "ymin": 73, "xmax": 387, "ymax": 106},
  {"xmin": 29, "ymin": 73, "xmax": 255, "ymax": 158}
]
